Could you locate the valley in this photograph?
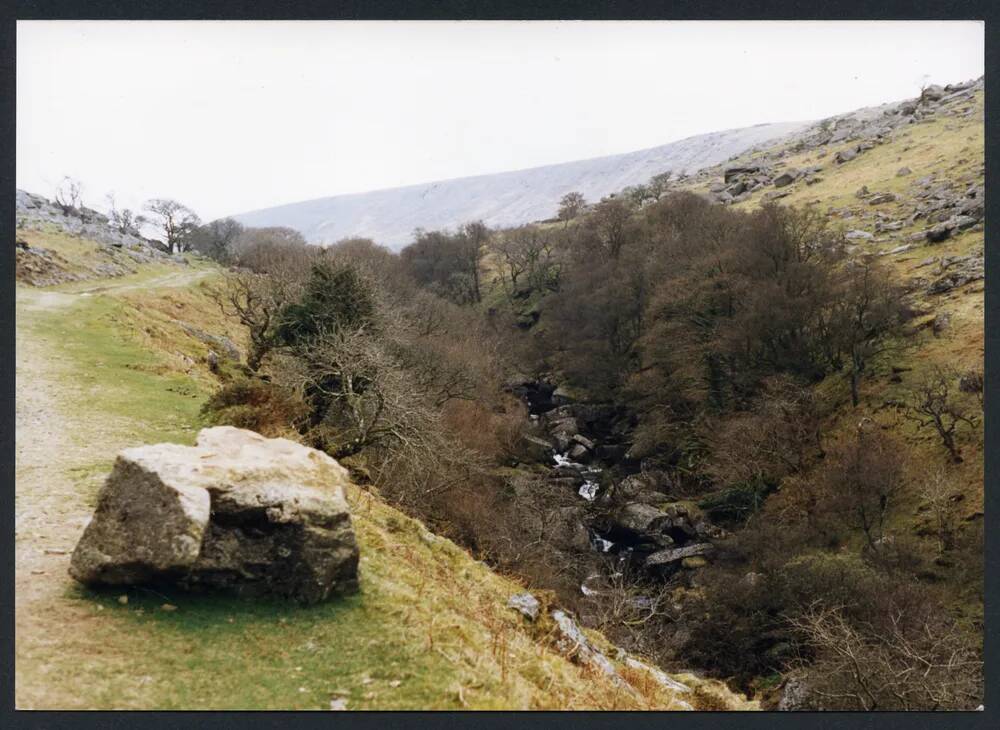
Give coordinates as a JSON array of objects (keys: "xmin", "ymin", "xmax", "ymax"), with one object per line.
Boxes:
[{"xmin": 14, "ymin": 77, "xmax": 984, "ymax": 712}]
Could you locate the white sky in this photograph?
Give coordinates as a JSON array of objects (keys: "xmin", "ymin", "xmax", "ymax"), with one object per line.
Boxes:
[{"xmin": 17, "ymin": 20, "xmax": 984, "ymax": 222}]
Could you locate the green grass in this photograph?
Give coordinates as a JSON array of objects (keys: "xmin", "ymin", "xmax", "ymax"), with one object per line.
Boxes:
[
  {"xmin": 68, "ymin": 580, "xmax": 466, "ymax": 710},
  {"xmin": 28, "ymin": 294, "xmax": 208, "ymax": 446}
]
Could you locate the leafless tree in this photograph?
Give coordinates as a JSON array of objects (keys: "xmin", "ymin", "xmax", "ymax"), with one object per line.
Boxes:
[
  {"xmin": 105, "ymin": 193, "xmax": 145, "ymax": 236},
  {"xmin": 905, "ymin": 367, "xmax": 979, "ymax": 462},
  {"xmin": 621, "ymin": 184, "xmax": 657, "ymax": 207},
  {"xmin": 458, "ymin": 221, "xmax": 489, "ymax": 303},
  {"xmin": 189, "ymin": 218, "xmax": 245, "ymax": 262},
  {"xmin": 814, "ymin": 426, "xmax": 906, "ymax": 551},
  {"xmin": 143, "ymin": 198, "xmax": 201, "ymax": 253},
  {"xmin": 705, "ymin": 375, "xmax": 821, "ymax": 488},
  {"xmin": 233, "ymin": 228, "xmax": 316, "ymax": 279},
  {"xmin": 918, "ymin": 469, "xmax": 960, "ymax": 553},
  {"xmin": 586, "ymin": 197, "xmax": 634, "ymax": 258},
  {"xmin": 54, "ymin": 176, "xmax": 83, "ymax": 215},
  {"xmin": 647, "ymin": 171, "xmax": 673, "ymax": 200},
  {"xmin": 491, "ymin": 225, "xmax": 559, "ymax": 295},
  {"xmin": 557, "ymin": 191, "xmax": 586, "ymax": 222},
  {"xmin": 209, "ymin": 271, "xmax": 299, "ymax": 371},
  {"xmin": 827, "ymin": 258, "xmax": 908, "ymax": 407},
  {"xmin": 278, "ymin": 327, "xmax": 437, "ymax": 459},
  {"xmin": 399, "ymin": 224, "xmax": 488, "ymax": 305},
  {"xmin": 788, "ymin": 602, "xmax": 982, "ymax": 710}
]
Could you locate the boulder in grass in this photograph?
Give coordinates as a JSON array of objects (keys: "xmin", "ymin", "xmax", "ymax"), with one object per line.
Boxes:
[{"xmin": 70, "ymin": 426, "xmax": 360, "ymax": 603}]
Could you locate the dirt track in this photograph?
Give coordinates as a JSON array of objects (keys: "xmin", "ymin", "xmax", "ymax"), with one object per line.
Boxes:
[{"xmin": 14, "ymin": 270, "xmax": 209, "ymax": 709}]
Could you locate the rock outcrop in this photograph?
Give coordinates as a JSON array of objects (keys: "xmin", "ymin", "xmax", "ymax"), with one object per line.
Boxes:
[
  {"xmin": 701, "ymin": 76, "xmax": 983, "ymax": 208},
  {"xmin": 17, "ymin": 189, "xmax": 160, "ymax": 252},
  {"xmin": 506, "ymin": 592, "xmax": 757, "ymax": 710},
  {"xmin": 70, "ymin": 426, "xmax": 360, "ymax": 603}
]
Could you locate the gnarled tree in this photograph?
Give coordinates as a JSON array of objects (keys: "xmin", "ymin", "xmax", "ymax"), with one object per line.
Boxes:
[{"xmin": 143, "ymin": 198, "xmax": 201, "ymax": 253}]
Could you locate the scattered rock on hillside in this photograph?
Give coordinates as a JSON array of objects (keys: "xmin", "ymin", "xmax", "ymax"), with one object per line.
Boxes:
[
  {"xmin": 926, "ymin": 223, "xmax": 954, "ymax": 243},
  {"xmin": 613, "ymin": 503, "xmax": 677, "ymax": 546},
  {"xmin": 17, "ymin": 188, "xmax": 160, "ymax": 251},
  {"xmin": 926, "ymin": 252, "xmax": 984, "ymax": 295},
  {"xmin": 15, "ymin": 244, "xmax": 88, "ymax": 287},
  {"xmin": 867, "ymin": 192, "xmax": 897, "ymax": 205},
  {"xmin": 179, "ymin": 322, "xmax": 241, "ymax": 361},
  {"xmin": 69, "ymin": 426, "xmax": 360, "ymax": 603},
  {"xmin": 834, "ymin": 147, "xmax": 858, "ymax": 164},
  {"xmin": 551, "ymin": 609, "xmax": 623, "ymax": 681},
  {"xmin": 645, "ymin": 543, "xmax": 714, "ymax": 570},
  {"xmin": 920, "ymin": 84, "xmax": 946, "ymax": 103},
  {"xmin": 931, "ymin": 311, "xmax": 952, "ymax": 336},
  {"xmin": 773, "ymin": 169, "xmax": 798, "ymax": 188},
  {"xmin": 723, "ymin": 164, "xmax": 766, "ymax": 184},
  {"xmin": 507, "ymin": 592, "xmax": 541, "ymax": 621}
]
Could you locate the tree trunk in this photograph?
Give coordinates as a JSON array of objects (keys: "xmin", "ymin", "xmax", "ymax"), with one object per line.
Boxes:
[{"xmin": 942, "ymin": 430, "xmax": 962, "ymax": 462}]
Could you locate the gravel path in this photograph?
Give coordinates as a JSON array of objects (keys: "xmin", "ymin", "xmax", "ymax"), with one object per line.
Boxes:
[{"xmin": 14, "ymin": 270, "xmax": 209, "ymax": 709}]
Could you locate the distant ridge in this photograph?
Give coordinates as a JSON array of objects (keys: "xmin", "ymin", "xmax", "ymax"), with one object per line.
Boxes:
[{"xmin": 230, "ymin": 120, "xmax": 810, "ymax": 250}]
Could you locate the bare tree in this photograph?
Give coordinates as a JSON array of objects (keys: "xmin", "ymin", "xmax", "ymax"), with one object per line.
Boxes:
[
  {"xmin": 586, "ymin": 197, "xmax": 634, "ymax": 258},
  {"xmin": 54, "ymin": 176, "xmax": 83, "ymax": 215},
  {"xmin": 105, "ymin": 193, "xmax": 146, "ymax": 236},
  {"xmin": 399, "ymin": 225, "xmax": 487, "ymax": 305},
  {"xmin": 188, "ymin": 218, "xmax": 245, "ymax": 262},
  {"xmin": 828, "ymin": 258, "xmax": 908, "ymax": 407},
  {"xmin": 143, "ymin": 198, "xmax": 201, "ymax": 253},
  {"xmin": 647, "ymin": 171, "xmax": 673, "ymax": 200},
  {"xmin": 621, "ymin": 184, "xmax": 656, "ymax": 207},
  {"xmin": 209, "ymin": 271, "xmax": 299, "ymax": 371},
  {"xmin": 814, "ymin": 426, "xmax": 906, "ymax": 551},
  {"xmin": 905, "ymin": 367, "xmax": 979, "ymax": 462},
  {"xmin": 233, "ymin": 227, "xmax": 316, "ymax": 278},
  {"xmin": 557, "ymin": 191, "xmax": 586, "ymax": 223},
  {"xmin": 789, "ymin": 603, "xmax": 982, "ymax": 710},
  {"xmin": 458, "ymin": 221, "xmax": 489, "ymax": 303},
  {"xmin": 705, "ymin": 375, "xmax": 821, "ymax": 489},
  {"xmin": 278, "ymin": 327, "xmax": 436, "ymax": 459},
  {"xmin": 491, "ymin": 225, "xmax": 559, "ymax": 296},
  {"xmin": 918, "ymin": 469, "xmax": 960, "ymax": 553}
]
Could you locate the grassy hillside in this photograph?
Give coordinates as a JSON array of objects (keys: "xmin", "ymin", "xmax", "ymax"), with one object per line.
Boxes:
[
  {"xmin": 646, "ymin": 88, "xmax": 984, "ymax": 509},
  {"xmin": 15, "ymin": 241, "xmax": 753, "ymax": 710}
]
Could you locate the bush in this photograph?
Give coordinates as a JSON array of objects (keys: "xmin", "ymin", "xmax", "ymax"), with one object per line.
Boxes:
[
  {"xmin": 697, "ymin": 480, "xmax": 775, "ymax": 525},
  {"xmin": 201, "ymin": 377, "xmax": 308, "ymax": 438}
]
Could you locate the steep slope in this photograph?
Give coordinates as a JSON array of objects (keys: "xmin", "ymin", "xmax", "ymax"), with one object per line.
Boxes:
[
  {"xmin": 14, "ymin": 228, "xmax": 754, "ymax": 710},
  {"xmin": 231, "ymin": 121, "xmax": 808, "ymax": 249}
]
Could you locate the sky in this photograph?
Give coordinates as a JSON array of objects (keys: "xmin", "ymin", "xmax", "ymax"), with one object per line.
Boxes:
[{"xmin": 17, "ymin": 20, "xmax": 984, "ymax": 222}]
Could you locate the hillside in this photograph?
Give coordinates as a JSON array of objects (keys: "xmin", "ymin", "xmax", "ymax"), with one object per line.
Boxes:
[
  {"xmin": 14, "ymin": 216, "xmax": 754, "ymax": 710},
  {"xmin": 14, "ymin": 76, "xmax": 983, "ymax": 713},
  {"xmin": 477, "ymin": 78, "xmax": 984, "ymax": 708},
  {"xmin": 230, "ymin": 121, "xmax": 808, "ymax": 249}
]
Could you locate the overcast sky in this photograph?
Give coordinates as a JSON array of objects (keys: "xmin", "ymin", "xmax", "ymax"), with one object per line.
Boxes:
[{"xmin": 17, "ymin": 20, "xmax": 984, "ymax": 222}]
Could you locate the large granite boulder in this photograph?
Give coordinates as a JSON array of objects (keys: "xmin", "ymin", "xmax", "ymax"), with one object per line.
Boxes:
[{"xmin": 69, "ymin": 426, "xmax": 360, "ymax": 603}]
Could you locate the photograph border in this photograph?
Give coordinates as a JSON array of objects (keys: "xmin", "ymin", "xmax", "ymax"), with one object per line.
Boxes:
[{"xmin": 2, "ymin": 2, "xmax": 995, "ymax": 729}]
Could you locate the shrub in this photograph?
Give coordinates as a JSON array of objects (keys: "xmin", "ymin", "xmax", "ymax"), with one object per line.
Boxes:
[{"xmin": 201, "ymin": 377, "xmax": 308, "ymax": 438}]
